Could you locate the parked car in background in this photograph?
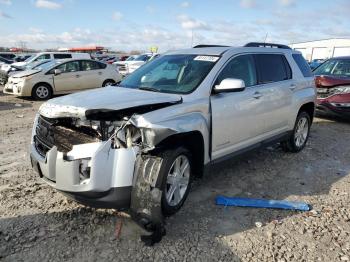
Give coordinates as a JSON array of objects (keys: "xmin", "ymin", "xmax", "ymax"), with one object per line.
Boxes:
[
  {"xmin": 313, "ymin": 57, "xmax": 350, "ymax": 118},
  {"xmin": 102, "ymin": 56, "xmax": 119, "ymax": 64},
  {"xmin": 0, "ymin": 60, "xmax": 52, "ymax": 85},
  {"xmin": 14, "ymin": 54, "xmax": 33, "ymax": 62},
  {"xmin": 119, "ymin": 55, "xmax": 129, "ymax": 61},
  {"xmin": 0, "ymin": 52, "xmax": 16, "ymax": 61},
  {"xmin": 3, "ymin": 59, "xmax": 121, "ymax": 100},
  {"xmin": 0, "ymin": 56, "xmax": 13, "ymax": 66},
  {"xmin": 29, "ymin": 43, "xmax": 315, "ymax": 226},
  {"xmin": 114, "ymin": 53, "xmax": 160, "ymax": 76},
  {"xmin": 10, "ymin": 52, "xmax": 91, "ymax": 68},
  {"xmin": 309, "ymin": 59, "xmax": 325, "ymax": 70}
]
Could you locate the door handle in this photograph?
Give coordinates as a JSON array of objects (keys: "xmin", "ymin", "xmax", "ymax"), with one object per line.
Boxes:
[
  {"xmin": 289, "ymin": 84, "xmax": 296, "ymax": 90},
  {"xmin": 98, "ymin": 72, "xmax": 102, "ymax": 75},
  {"xmin": 76, "ymin": 75, "xmax": 80, "ymax": 78},
  {"xmin": 253, "ymin": 91, "xmax": 262, "ymax": 99}
]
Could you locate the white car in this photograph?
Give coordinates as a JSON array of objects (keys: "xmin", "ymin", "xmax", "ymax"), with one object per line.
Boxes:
[
  {"xmin": 3, "ymin": 59, "xmax": 122, "ymax": 100},
  {"xmin": 114, "ymin": 53, "xmax": 160, "ymax": 76},
  {"xmin": 4, "ymin": 52, "xmax": 91, "ymax": 71}
]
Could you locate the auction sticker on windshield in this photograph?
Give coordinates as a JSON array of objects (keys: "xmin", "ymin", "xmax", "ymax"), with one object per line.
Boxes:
[{"xmin": 194, "ymin": 56, "xmax": 219, "ymax": 62}]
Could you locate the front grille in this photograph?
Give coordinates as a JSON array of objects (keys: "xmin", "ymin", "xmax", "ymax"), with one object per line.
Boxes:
[{"xmin": 35, "ymin": 115, "xmax": 99, "ymax": 156}]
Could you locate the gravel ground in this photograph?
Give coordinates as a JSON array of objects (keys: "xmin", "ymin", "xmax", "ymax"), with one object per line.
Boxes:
[{"xmin": 0, "ymin": 88, "xmax": 350, "ymax": 262}]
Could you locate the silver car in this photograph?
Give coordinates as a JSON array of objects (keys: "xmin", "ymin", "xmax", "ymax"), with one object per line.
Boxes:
[{"xmin": 30, "ymin": 42, "xmax": 316, "ymax": 227}]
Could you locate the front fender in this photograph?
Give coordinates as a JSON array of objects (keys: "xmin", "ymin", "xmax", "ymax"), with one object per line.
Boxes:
[{"xmin": 132, "ymin": 112, "xmax": 210, "ymax": 164}]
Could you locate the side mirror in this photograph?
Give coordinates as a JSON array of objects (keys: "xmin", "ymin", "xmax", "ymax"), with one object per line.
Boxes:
[
  {"xmin": 214, "ymin": 78, "xmax": 245, "ymax": 93},
  {"xmin": 54, "ymin": 69, "xmax": 62, "ymax": 75}
]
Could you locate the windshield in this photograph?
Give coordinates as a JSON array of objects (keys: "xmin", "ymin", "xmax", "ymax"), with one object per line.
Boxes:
[
  {"xmin": 134, "ymin": 54, "xmax": 151, "ymax": 62},
  {"xmin": 120, "ymin": 54, "xmax": 219, "ymax": 94},
  {"xmin": 27, "ymin": 60, "xmax": 51, "ymax": 70},
  {"xmin": 24, "ymin": 55, "xmax": 35, "ymax": 62},
  {"xmin": 314, "ymin": 59, "xmax": 350, "ymax": 77},
  {"xmin": 35, "ymin": 60, "xmax": 61, "ymax": 71},
  {"xmin": 126, "ymin": 56, "xmax": 136, "ymax": 61}
]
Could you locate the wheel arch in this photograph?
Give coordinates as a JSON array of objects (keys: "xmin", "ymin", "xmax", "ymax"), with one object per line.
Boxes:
[
  {"xmin": 152, "ymin": 131, "xmax": 205, "ymax": 178},
  {"xmin": 298, "ymin": 102, "xmax": 315, "ymax": 123}
]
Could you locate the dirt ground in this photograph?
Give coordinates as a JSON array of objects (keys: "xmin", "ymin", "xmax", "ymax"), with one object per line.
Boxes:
[{"xmin": 0, "ymin": 87, "xmax": 349, "ymax": 262}]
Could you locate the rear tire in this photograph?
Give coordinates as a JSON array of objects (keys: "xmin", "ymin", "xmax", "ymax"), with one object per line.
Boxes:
[
  {"xmin": 281, "ymin": 111, "xmax": 311, "ymax": 153},
  {"xmin": 32, "ymin": 83, "xmax": 53, "ymax": 100},
  {"xmin": 157, "ymin": 147, "xmax": 193, "ymax": 216},
  {"xmin": 102, "ymin": 79, "xmax": 116, "ymax": 87}
]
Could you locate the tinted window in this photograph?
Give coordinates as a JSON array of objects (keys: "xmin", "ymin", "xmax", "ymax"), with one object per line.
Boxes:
[
  {"xmin": 35, "ymin": 54, "xmax": 51, "ymax": 61},
  {"xmin": 216, "ymin": 54, "xmax": 257, "ymax": 87},
  {"xmin": 56, "ymin": 61, "xmax": 80, "ymax": 73},
  {"xmin": 313, "ymin": 59, "xmax": 350, "ymax": 77},
  {"xmin": 54, "ymin": 53, "xmax": 72, "ymax": 59},
  {"xmin": 292, "ymin": 54, "xmax": 313, "ymax": 77},
  {"xmin": 255, "ymin": 54, "xmax": 291, "ymax": 84},
  {"xmin": 98, "ymin": 62, "xmax": 107, "ymax": 69},
  {"xmin": 81, "ymin": 60, "xmax": 100, "ymax": 71}
]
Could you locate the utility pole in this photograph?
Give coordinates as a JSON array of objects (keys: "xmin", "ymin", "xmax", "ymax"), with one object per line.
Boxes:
[{"xmin": 191, "ymin": 29, "xmax": 194, "ymax": 47}]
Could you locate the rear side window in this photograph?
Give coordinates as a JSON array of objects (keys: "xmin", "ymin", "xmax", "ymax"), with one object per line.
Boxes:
[
  {"xmin": 81, "ymin": 60, "xmax": 100, "ymax": 70},
  {"xmin": 292, "ymin": 54, "xmax": 313, "ymax": 77},
  {"xmin": 54, "ymin": 53, "xmax": 72, "ymax": 59},
  {"xmin": 98, "ymin": 62, "xmax": 107, "ymax": 69},
  {"xmin": 255, "ymin": 54, "xmax": 292, "ymax": 84}
]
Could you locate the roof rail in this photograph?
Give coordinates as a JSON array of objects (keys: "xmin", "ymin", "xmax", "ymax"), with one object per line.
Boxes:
[
  {"xmin": 193, "ymin": 44, "xmax": 230, "ymax": 48},
  {"xmin": 244, "ymin": 42, "xmax": 291, "ymax": 49}
]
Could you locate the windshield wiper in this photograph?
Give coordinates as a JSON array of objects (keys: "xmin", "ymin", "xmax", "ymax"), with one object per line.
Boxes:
[{"xmin": 138, "ymin": 86, "xmax": 160, "ymax": 92}]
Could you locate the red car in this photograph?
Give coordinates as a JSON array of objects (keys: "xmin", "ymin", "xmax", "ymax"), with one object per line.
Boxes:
[{"xmin": 313, "ymin": 57, "xmax": 350, "ymax": 118}]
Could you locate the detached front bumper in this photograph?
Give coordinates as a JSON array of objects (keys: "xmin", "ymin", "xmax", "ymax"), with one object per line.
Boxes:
[{"xmin": 30, "ymin": 136, "xmax": 137, "ymax": 209}]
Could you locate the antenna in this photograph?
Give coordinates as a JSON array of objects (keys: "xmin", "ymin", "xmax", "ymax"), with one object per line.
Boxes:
[{"xmin": 264, "ymin": 33, "xmax": 268, "ymax": 43}]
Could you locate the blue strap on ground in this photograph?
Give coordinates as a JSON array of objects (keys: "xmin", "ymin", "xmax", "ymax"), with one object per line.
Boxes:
[{"xmin": 216, "ymin": 196, "xmax": 310, "ymax": 211}]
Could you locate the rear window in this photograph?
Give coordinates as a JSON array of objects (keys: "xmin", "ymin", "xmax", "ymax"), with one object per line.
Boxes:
[
  {"xmin": 255, "ymin": 54, "xmax": 292, "ymax": 84},
  {"xmin": 292, "ymin": 54, "xmax": 313, "ymax": 77},
  {"xmin": 54, "ymin": 53, "xmax": 72, "ymax": 59}
]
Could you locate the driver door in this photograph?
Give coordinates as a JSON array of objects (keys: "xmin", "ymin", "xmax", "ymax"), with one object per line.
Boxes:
[
  {"xmin": 52, "ymin": 61, "xmax": 82, "ymax": 92},
  {"xmin": 210, "ymin": 54, "xmax": 266, "ymax": 160}
]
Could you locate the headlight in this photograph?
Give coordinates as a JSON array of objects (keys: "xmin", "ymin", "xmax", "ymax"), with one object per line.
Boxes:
[{"xmin": 332, "ymin": 86, "xmax": 350, "ymax": 94}]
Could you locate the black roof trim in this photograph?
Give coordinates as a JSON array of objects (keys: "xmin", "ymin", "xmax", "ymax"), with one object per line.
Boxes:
[
  {"xmin": 193, "ymin": 44, "xmax": 230, "ymax": 48},
  {"xmin": 244, "ymin": 42, "xmax": 291, "ymax": 49}
]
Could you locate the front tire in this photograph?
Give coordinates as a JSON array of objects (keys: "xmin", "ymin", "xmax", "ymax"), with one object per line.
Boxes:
[
  {"xmin": 158, "ymin": 147, "xmax": 193, "ymax": 216},
  {"xmin": 282, "ymin": 111, "xmax": 311, "ymax": 153},
  {"xmin": 32, "ymin": 83, "xmax": 53, "ymax": 100}
]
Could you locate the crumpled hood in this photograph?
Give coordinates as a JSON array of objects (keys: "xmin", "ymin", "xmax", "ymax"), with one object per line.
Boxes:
[
  {"xmin": 12, "ymin": 69, "xmax": 41, "ymax": 78},
  {"xmin": 39, "ymin": 86, "xmax": 182, "ymax": 119}
]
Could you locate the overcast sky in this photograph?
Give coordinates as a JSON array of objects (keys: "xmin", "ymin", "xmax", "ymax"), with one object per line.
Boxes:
[{"xmin": 0, "ymin": 0, "xmax": 349, "ymax": 52}]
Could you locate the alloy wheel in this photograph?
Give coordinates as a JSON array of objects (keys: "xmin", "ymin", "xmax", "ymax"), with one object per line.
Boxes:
[{"xmin": 165, "ymin": 155, "xmax": 191, "ymax": 207}]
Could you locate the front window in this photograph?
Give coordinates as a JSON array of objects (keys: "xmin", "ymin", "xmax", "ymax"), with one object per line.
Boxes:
[
  {"xmin": 314, "ymin": 59, "xmax": 350, "ymax": 77},
  {"xmin": 120, "ymin": 54, "xmax": 219, "ymax": 94}
]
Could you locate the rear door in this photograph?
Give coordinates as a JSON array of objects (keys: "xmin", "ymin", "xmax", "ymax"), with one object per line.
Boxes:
[
  {"xmin": 79, "ymin": 60, "xmax": 104, "ymax": 89},
  {"xmin": 52, "ymin": 60, "xmax": 82, "ymax": 92},
  {"xmin": 253, "ymin": 54, "xmax": 293, "ymax": 136},
  {"xmin": 211, "ymin": 54, "xmax": 266, "ymax": 159}
]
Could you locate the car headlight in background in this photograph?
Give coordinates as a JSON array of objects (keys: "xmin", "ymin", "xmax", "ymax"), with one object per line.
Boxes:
[{"xmin": 332, "ymin": 86, "xmax": 350, "ymax": 94}]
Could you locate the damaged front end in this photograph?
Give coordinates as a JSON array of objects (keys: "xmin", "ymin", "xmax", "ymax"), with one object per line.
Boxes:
[{"xmin": 30, "ymin": 100, "xmax": 181, "ymax": 242}]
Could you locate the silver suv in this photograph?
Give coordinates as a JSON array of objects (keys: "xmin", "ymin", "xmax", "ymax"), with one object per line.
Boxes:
[{"xmin": 30, "ymin": 42, "xmax": 316, "ymax": 225}]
